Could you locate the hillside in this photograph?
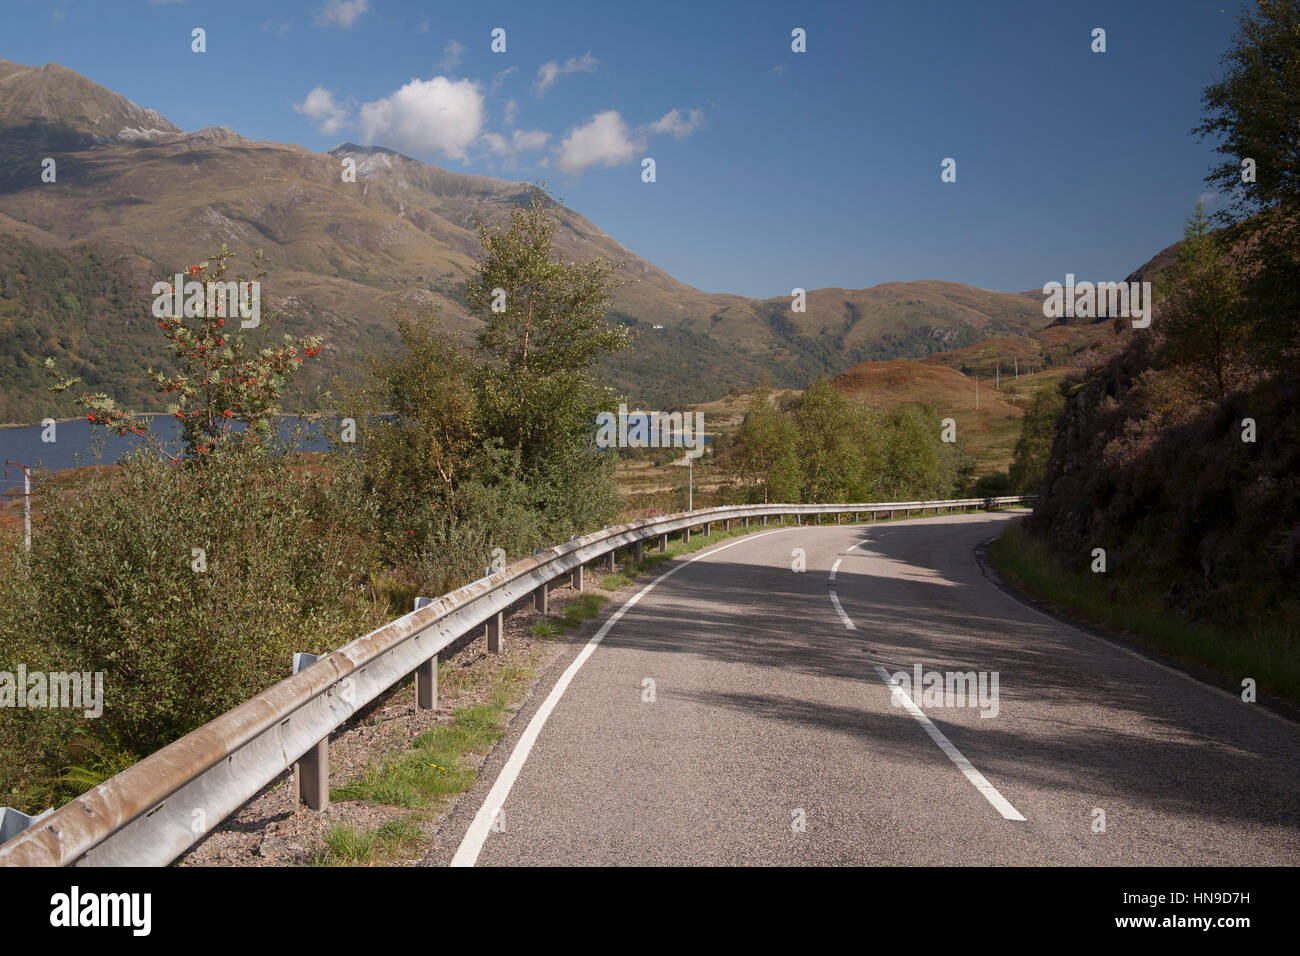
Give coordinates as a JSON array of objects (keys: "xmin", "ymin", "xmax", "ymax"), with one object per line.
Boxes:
[
  {"xmin": 830, "ymin": 359, "xmax": 1066, "ymax": 476},
  {"xmin": 0, "ymin": 57, "xmax": 1050, "ymax": 420}
]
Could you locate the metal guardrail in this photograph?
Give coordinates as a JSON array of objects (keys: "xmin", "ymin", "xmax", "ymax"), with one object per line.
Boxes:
[{"xmin": 0, "ymin": 495, "xmax": 1033, "ymax": 866}]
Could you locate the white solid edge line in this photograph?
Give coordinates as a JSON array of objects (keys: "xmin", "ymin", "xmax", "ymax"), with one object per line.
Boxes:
[
  {"xmin": 828, "ymin": 590, "xmax": 855, "ymax": 631},
  {"xmin": 976, "ymin": 535, "xmax": 1299, "ymax": 730},
  {"xmin": 829, "ymin": 558, "xmax": 842, "ymax": 581},
  {"xmin": 872, "ymin": 664, "xmax": 1026, "ymax": 821},
  {"xmin": 450, "ymin": 527, "xmax": 792, "ymax": 867}
]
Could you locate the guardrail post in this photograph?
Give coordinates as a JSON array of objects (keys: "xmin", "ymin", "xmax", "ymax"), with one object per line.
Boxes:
[
  {"xmin": 605, "ymin": 550, "xmax": 615, "ymax": 571},
  {"xmin": 835, "ymin": 512, "xmax": 841, "ymax": 525},
  {"xmin": 760, "ymin": 515, "xmax": 767, "ymax": 526},
  {"xmin": 413, "ymin": 598, "xmax": 437, "ymax": 711},
  {"xmin": 633, "ymin": 539, "xmax": 644, "ymax": 562},
  {"xmin": 572, "ymin": 563, "xmax": 583, "ymax": 591},
  {"xmin": 289, "ymin": 653, "xmax": 330, "ymax": 809},
  {"xmin": 487, "ymin": 611, "xmax": 504, "ymax": 653},
  {"xmin": 534, "ymin": 583, "xmax": 548, "ymax": 614},
  {"xmin": 682, "ymin": 527, "xmax": 691, "ymax": 544},
  {"xmin": 743, "ymin": 516, "xmax": 750, "ymax": 528},
  {"xmin": 658, "ymin": 533, "xmax": 668, "ymax": 551},
  {"xmin": 703, "ymin": 522, "xmax": 711, "ymax": 536},
  {"xmin": 723, "ymin": 518, "xmax": 730, "ymax": 531},
  {"xmin": 295, "ymin": 739, "xmax": 329, "ymax": 810},
  {"xmin": 415, "ymin": 657, "xmax": 437, "ymax": 710}
]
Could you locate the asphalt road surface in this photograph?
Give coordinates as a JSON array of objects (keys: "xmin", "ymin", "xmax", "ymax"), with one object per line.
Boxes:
[{"xmin": 426, "ymin": 512, "xmax": 1300, "ymax": 866}]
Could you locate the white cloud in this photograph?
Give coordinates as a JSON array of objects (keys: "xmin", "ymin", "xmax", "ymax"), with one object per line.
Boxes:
[
  {"xmin": 294, "ymin": 86, "xmax": 347, "ymax": 135},
  {"xmin": 317, "ymin": 0, "xmax": 368, "ymax": 29},
  {"xmin": 511, "ymin": 129, "xmax": 550, "ymax": 152},
  {"xmin": 503, "ymin": 97, "xmax": 518, "ymax": 126},
  {"xmin": 646, "ymin": 108, "xmax": 703, "ymax": 140},
  {"xmin": 773, "ymin": 63, "xmax": 788, "ymax": 76},
  {"xmin": 533, "ymin": 52, "xmax": 599, "ymax": 96},
  {"xmin": 482, "ymin": 128, "xmax": 550, "ymax": 161},
  {"xmin": 358, "ymin": 77, "xmax": 484, "ymax": 160},
  {"xmin": 555, "ymin": 110, "xmax": 643, "ymax": 174},
  {"xmin": 1197, "ymin": 191, "xmax": 1222, "ymax": 210},
  {"xmin": 490, "ymin": 67, "xmax": 518, "ymax": 94},
  {"xmin": 438, "ymin": 39, "xmax": 465, "ymax": 72},
  {"xmin": 261, "ymin": 18, "xmax": 293, "ymax": 36}
]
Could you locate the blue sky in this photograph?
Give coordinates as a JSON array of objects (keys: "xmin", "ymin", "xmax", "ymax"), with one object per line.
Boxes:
[{"xmin": 8, "ymin": 0, "xmax": 1245, "ymax": 298}]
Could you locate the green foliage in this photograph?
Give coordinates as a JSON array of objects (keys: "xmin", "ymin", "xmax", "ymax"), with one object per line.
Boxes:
[
  {"xmin": 972, "ymin": 471, "xmax": 1013, "ymax": 496},
  {"xmin": 1157, "ymin": 204, "xmax": 1249, "ymax": 400},
  {"xmin": 1009, "ymin": 386, "xmax": 1065, "ymax": 493},
  {"xmin": 0, "ymin": 238, "xmax": 159, "ymax": 422},
  {"xmin": 18, "ymin": 447, "xmax": 383, "ymax": 758},
  {"xmin": 729, "ymin": 386, "xmax": 800, "ymax": 503},
  {"xmin": 336, "ymin": 184, "xmax": 629, "ymax": 594},
  {"xmin": 1195, "ymin": 0, "xmax": 1300, "ymax": 218},
  {"xmin": 467, "ymin": 184, "xmax": 630, "ymax": 472},
  {"xmin": 991, "ymin": 521, "xmax": 1300, "ymax": 704},
  {"xmin": 791, "ymin": 379, "xmax": 878, "ymax": 502},
  {"xmin": 1194, "ymin": 0, "xmax": 1300, "ymax": 369},
  {"xmin": 44, "ymin": 246, "xmax": 322, "ymax": 461},
  {"xmin": 1, "ymin": 252, "xmax": 379, "ymax": 811},
  {"xmin": 728, "ymin": 382, "xmax": 963, "ymax": 503}
]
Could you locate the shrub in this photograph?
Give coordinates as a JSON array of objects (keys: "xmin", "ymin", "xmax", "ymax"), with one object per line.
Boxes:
[{"xmin": 20, "ymin": 444, "xmax": 385, "ymax": 758}]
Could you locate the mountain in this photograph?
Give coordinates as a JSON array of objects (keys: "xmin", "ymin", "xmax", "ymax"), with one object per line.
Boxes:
[{"xmin": 0, "ymin": 58, "xmax": 1052, "ymax": 421}]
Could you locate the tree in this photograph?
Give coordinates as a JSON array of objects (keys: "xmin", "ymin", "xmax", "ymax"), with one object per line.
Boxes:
[
  {"xmin": 46, "ymin": 246, "xmax": 320, "ymax": 462},
  {"xmin": 466, "ymin": 184, "xmax": 630, "ymax": 473},
  {"xmin": 1195, "ymin": 0, "xmax": 1300, "ymax": 219},
  {"xmin": 1194, "ymin": 0, "xmax": 1300, "ymax": 367},
  {"xmin": 730, "ymin": 387, "xmax": 800, "ymax": 503},
  {"xmin": 337, "ymin": 308, "xmax": 478, "ymax": 552},
  {"xmin": 879, "ymin": 405, "xmax": 947, "ymax": 499},
  {"xmin": 1009, "ymin": 386, "xmax": 1065, "ymax": 494},
  {"xmin": 1157, "ymin": 203, "xmax": 1248, "ymax": 400},
  {"xmin": 790, "ymin": 379, "xmax": 875, "ymax": 501}
]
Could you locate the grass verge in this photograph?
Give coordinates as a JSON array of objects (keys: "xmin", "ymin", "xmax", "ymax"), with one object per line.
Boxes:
[
  {"xmin": 315, "ymin": 654, "xmax": 540, "ymax": 865},
  {"xmin": 988, "ymin": 520, "xmax": 1300, "ymax": 706}
]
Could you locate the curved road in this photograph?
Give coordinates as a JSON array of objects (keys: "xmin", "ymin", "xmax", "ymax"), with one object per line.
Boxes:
[{"xmin": 423, "ymin": 512, "xmax": 1300, "ymax": 866}]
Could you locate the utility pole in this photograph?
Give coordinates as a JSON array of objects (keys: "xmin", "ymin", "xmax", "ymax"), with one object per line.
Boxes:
[
  {"xmin": 975, "ymin": 374, "xmax": 979, "ymax": 410},
  {"xmin": 996, "ymin": 362, "xmax": 1000, "ymax": 391},
  {"xmin": 4, "ymin": 461, "xmax": 32, "ymax": 556},
  {"xmin": 688, "ymin": 455, "xmax": 694, "ymax": 511},
  {"xmin": 1015, "ymin": 357, "xmax": 1019, "ymax": 380}
]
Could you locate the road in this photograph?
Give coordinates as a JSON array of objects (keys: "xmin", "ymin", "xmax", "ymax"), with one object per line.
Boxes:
[{"xmin": 425, "ymin": 512, "xmax": 1300, "ymax": 866}]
